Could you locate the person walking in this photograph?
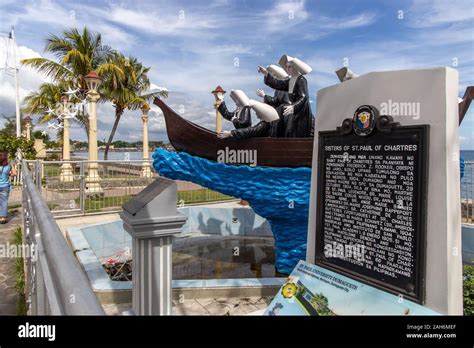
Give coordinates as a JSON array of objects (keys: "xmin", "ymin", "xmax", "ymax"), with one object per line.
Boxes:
[{"xmin": 0, "ymin": 151, "xmax": 17, "ymax": 224}]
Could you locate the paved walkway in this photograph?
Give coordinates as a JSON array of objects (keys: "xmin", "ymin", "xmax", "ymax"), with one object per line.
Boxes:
[
  {"xmin": 102, "ymin": 296, "xmax": 272, "ymax": 316},
  {"xmin": 0, "ymin": 208, "xmax": 22, "ymax": 315}
]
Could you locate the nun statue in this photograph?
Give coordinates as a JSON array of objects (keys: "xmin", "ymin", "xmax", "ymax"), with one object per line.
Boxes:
[
  {"xmin": 218, "ymin": 99, "xmax": 281, "ymax": 139},
  {"xmin": 216, "ymin": 90, "xmax": 252, "ymax": 129},
  {"xmin": 258, "ymin": 55, "xmax": 313, "ymax": 138},
  {"xmin": 256, "ymin": 64, "xmax": 290, "ymax": 108}
]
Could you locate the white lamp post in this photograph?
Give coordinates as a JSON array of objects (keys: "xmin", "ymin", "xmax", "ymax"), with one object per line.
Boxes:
[
  {"xmin": 23, "ymin": 116, "xmax": 32, "ymax": 141},
  {"xmin": 59, "ymin": 95, "xmax": 74, "ymax": 182},
  {"xmin": 140, "ymin": 103, "xmax": 153, "ymax": 178},
  {"xmin": 84, "ymin": 71, "xmax": 103, "ymax": 194}
]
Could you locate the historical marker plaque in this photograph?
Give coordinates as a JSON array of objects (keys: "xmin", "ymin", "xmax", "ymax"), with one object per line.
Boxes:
[{"xmin": 315, "ymin": 105, "xmax": 429, "ymax": 303}]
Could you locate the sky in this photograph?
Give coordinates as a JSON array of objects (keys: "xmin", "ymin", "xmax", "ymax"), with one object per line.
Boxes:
[{"xmin": 0, "ymin": 0, "xmax": 473, "ymax": 149}]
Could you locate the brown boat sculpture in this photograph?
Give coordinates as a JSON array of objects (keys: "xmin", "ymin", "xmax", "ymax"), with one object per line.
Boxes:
[{"xmin": 153, "ymin": 97, "xmax": 314, "ymax": 168}]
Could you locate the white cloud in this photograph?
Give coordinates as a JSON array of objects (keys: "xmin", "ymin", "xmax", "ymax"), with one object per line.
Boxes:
[
  {"xmin": 6, "ymin": 0, "xmax": 75, "ymax": 28},
  {"xmin": 0, "ymin": 39, "xmax": 46, "ymax": 119},
  {"xmin": 95, "ymin": 5, "xmax": 220, "ymax": 38},
  {"xmin": 264, "ymin": 0, "xmax": 309, "ymax": 33},
  {"xmin": 92, "ymin": 23, "xmax": 137, "ymax": 49},
  {"xmin": 2, "ymin": 0, "xmax": 138, "ymax": 49},
  {"xmin": 408, "ymin": 0, "xmax": 474, "ymax": 28},
  {"xmin": 319, "ymin": 12, "xmax": 378, "ymax": 30},
  {"xmin": 415, "ymin": 24, "xmax": 474, "ymax": 46}
]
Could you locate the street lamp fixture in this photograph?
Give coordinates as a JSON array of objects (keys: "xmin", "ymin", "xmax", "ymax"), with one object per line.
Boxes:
[
  {"xmin": 212, "ymin": 85, "xmax": 226, "ymax": 133},
  {"xmin": 23, "ymin": 115, "xmax": 32, "ymax": 126},
  {"xmin": 84, "ymin": 71, "xmax": 102, "ymax": 93}
]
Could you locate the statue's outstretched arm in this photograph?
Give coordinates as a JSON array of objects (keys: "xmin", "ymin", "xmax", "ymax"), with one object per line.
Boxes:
[
  {"xmin": 264, "ymin": 73, "xmax": 289, "ymax": 92},
  {"xmin": 218, "ymin": 101, "xmax": 235, "ymax": 122}
]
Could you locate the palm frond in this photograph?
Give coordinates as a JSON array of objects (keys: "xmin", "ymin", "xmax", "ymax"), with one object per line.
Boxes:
[
  {"xmin": 141, "ymin": 89, "xmax": 169, "ymax": 99},
  {"xmin": 62, "ymin": 48, "xmax": 90, "ymax": 69},
  {"xmin": 20, "ymin": 58, "xmax": 73, "ymax": 82}
]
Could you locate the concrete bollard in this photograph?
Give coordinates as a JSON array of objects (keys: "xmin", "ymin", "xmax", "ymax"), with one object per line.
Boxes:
[{"xmin": 120, "ymin": 177, "xmax": 187, "ymax": 315}]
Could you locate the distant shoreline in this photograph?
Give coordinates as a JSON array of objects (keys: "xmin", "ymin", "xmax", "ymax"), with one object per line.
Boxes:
[{"xmin": 72, "ymin": 149, "xmax": 157, "ymax": 153}]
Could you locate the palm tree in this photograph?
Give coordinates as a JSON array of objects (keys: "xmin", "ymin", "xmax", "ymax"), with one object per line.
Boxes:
[
  {"xmin": 101, "ymin": 54, "xmax": 168, "ymax": 161},
  {"xmin": 21, "ymin": 27, "xmax": 122, "ymax": 95},
  {"xmin": 22, "ymin": 82, "xmax": 89, "ymax": 139},
  {"xmin": 21, "ymin": 27, "xmax": 124, "ymax": 139},
  {"xmin": 21, "ymin": 82, "xmax": 67, "ymax": 143},
  {"xmin": 22, "ymin": 83, "xmax": 64, "ymax": 122}
]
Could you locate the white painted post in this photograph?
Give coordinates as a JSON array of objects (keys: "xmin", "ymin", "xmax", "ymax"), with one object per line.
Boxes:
[
  {"xmin": 140, "ymin": 104, "xmax": 153, "ymax": 178},
  {"xmin": 60, "ymin": 113, "xmax": 74, "ymax": 182},
  {"xmin": 84, "ymin": 71, "xmax": 103, "ymax": 194}
]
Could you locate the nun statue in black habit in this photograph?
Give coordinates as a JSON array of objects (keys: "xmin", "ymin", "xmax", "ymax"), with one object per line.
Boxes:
[
  {"xmin": 217, "ymin": 90, "xmax": 252, "ymax": 129},
  {"xmin": 218, "ymin": 98, "xmax": 281, "ymax": 139},
  {"xmin": 258, "ymin": 55, "xmax": 313, "ymax": 138},
  {"xmin": 256, "ymin": 64, "xmax": 290, "ymax": 108}
]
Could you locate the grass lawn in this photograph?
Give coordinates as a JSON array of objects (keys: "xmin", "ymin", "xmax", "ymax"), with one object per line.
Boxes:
[
  {"xmin": 76, "ymin": 189, "xmax": 234, "ymax": 213},
  {"xmin": 177, "ymin": 189, "xmax": 232, "ymax": 204},
  {"xmin": 42, "ymin": 164, "xmax": 80, "ymax": 177}
]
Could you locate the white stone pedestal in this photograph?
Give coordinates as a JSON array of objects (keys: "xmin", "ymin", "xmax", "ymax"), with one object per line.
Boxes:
[{"xmin": 307, "ymin": 67, "xmax": 462, "ymax": 314}]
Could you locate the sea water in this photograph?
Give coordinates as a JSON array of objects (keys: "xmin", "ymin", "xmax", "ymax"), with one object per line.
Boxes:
[
  {"xmin": 461, "ymin": 150, "xmax": 473, "ymax": 200},
  {"xmin": 73, "ymin": 151, "xmax": 153, "ymax": 161}
]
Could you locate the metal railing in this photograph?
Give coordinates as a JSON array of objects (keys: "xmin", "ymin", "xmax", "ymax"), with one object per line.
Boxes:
[
  {"xmin": 21, "ymin": 161, "xmax": 105, "ymax": 315},
  {"xmin": 462, "ymin": 161, "xmax": 474, "ymax": 223},
  {"xmin": 21, "ymin": 160, "xmax": 235, "ymax": 216}
]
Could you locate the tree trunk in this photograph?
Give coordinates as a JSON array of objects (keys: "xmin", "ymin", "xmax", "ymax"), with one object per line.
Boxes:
[
  {"xmin": 104, "ymin": 107, "xmax": 124, "ymax": 162},
  {"xmin": 82, "ymin": 104, "xmax": 90, "ymax": 142}
]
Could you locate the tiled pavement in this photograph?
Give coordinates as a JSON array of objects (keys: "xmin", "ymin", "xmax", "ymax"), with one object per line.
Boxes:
[
  {"xmin": 0, "ymin": 209, "xmax": 22, "ymax": 315},
  {"xmin": 102, "ymin": 296, "xmax": 273, "ymax": 316}
]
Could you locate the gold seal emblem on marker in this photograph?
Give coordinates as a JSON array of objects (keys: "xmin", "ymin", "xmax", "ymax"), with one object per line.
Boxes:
[{"xmin": 281, "ymin": 283, "xmax": 297, "ymax": 298}]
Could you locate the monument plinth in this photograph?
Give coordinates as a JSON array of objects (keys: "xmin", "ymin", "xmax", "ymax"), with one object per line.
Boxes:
[{"xmin": 307, "ymin": 67, "xmax": 462, "ymax": 314}]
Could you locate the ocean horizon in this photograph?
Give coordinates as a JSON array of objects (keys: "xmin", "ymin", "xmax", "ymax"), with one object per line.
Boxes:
[{"xmin": 72, "ymin": 150, "xmax": 153, "ymax": 161}]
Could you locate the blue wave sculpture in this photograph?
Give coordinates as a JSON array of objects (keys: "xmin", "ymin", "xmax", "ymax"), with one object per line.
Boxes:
[{"xmin": 153, "ymin": 149, "xmax": 312, "ymax": 274}]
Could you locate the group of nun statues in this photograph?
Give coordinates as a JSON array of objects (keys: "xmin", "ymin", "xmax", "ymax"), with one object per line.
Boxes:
[{"xmin": 216, "ymin": 54, "xmax": 314, "ymax": 139}]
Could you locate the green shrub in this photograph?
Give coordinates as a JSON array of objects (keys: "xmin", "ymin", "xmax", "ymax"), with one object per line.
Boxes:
[
  {"xmin": 12, "ymin": 226, "xmax": 27, "ymax": 315},
  {"xmin": 464, "ymin": 264, "xmax": 474, "ymax": 315},
  {"xmin": 0, "ymin": 134, "xmax": 36, "ymax": 160}
]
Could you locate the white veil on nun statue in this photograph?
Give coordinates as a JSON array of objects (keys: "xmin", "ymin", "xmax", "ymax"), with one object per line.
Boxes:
[
  {"xmin": 218, "ymin": 90, "xmax": 281, "ymax": 139},
  {"xmin": 216, "ymin": 89, "xmax": 252, "ymax": 129},
  {"xmin": 258, "ymin": 54, "xmax": 313, "ymax": 138}
]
